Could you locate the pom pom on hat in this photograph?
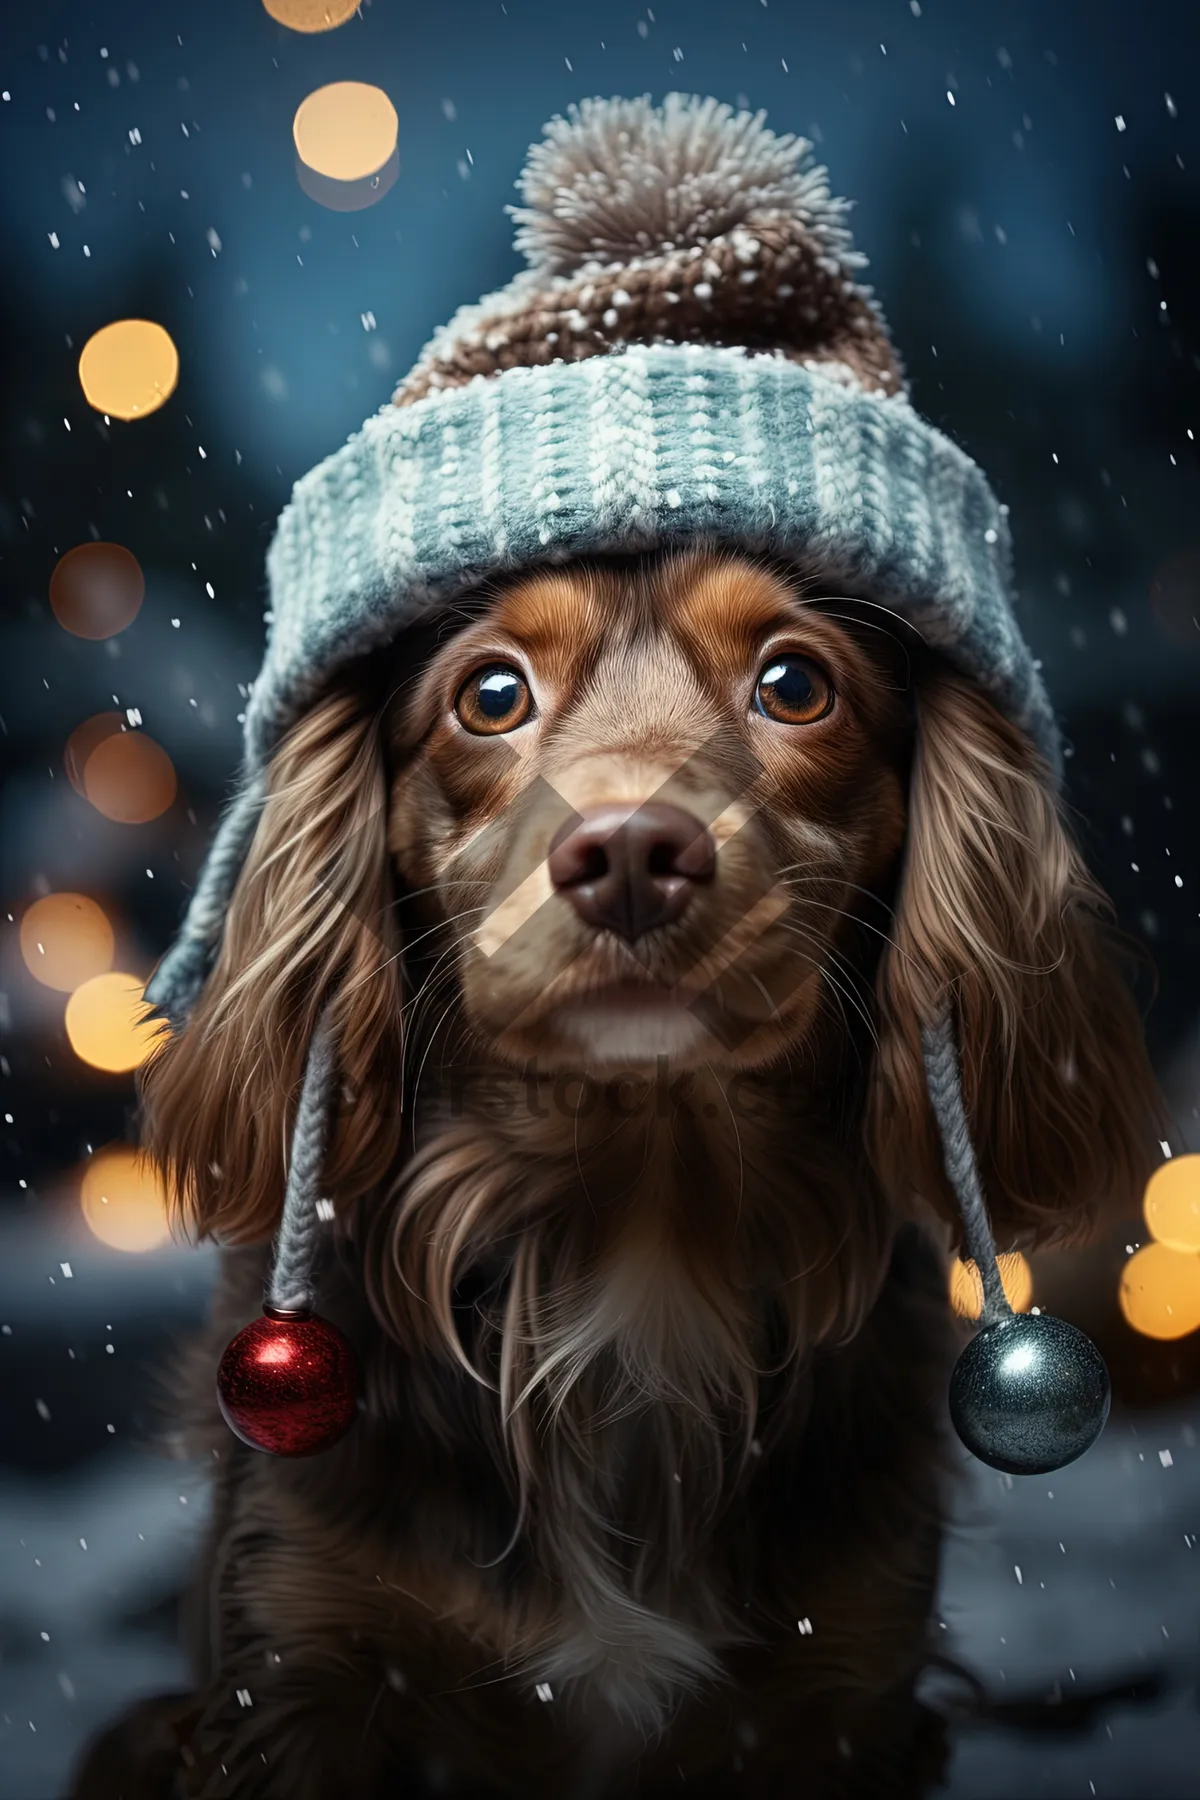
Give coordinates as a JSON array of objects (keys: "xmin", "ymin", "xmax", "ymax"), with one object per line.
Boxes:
[
  {"xmin": 394, "ymin": 91, "xmax": 903, "ymax": 407},
  {"xmin": 509, "ymin": 92, "xmax": 864, "ymax": 278}
]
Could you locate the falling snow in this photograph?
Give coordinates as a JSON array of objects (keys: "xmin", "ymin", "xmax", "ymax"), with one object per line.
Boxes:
[{"xmin": 1, "ymin": 7, "xmax": 1198, "ymax": 1796}]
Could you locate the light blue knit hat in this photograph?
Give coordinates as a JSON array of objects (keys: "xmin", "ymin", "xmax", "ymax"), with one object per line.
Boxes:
[{"xmin": 153, "ymin": 98, "xmax": 1109, "ymax": 1479}]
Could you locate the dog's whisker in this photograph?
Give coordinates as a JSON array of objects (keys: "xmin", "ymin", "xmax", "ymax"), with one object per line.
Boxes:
[
  {"xmin": 397, "ymin": 965, "xmax": 466, "ymax": 1102},
  {"xmin": 407, "ymin": 990, "xmax": 469, "ymax": 1142},
  {"xmin": 337, "ymin": 904, "xmax": 485, "ymax": 996},
  {"xmin": 781, "ymin": 933, "xmax": 855, "ymax": 1045},
  {"xmin": 777, "ymin": 924, "xmax": 880, "ymax": 1051},
  {"xmin": 790, "ymin": 588, "xmax": 929, "ymax": 647},
  {"xmin": 401, "ymin": 969, "xmax": 465, "ymax": 1090},
  {"xmin": 784, "ymin": 929, "xmax": 880, "ymax": 1043},
  {"xmin": 401, "ymin": 905, "xmax": 488, "ymax": 960},
  {"xmin": 399, "ymin": 957, "xmax": 465, "ymax": 1027},
  {"xmin": 776, "ymin": 882, "xmax": 927, "ymax": 973},
  {"xmin": 781, "ymin": 912, "xmax": 881, "ymax": 997},
  {"xmin": 400, "ymin": 929, "xmax": 474, "ymax": 1015},
  {"xmin": 775, "ymin": 868, "xmax": 897, "ymax": 917}
]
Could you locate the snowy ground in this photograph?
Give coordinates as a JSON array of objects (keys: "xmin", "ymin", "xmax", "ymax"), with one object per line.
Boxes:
[
  {"xmin": 2, "ymin": 1399, "xmax": 1198, "ymax": 1798},
  {"xmin": 938, "ymin": 1405, "xmax": 1200, "ymax": 1798}
]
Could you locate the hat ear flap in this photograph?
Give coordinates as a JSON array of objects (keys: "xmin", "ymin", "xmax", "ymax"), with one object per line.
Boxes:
[
  {"xmin": 868, "ymin": 659, "xmax": 1164, "ymax": 1253},
  {"xmin": 141, "ymin": 680, "xmax": 404, "ymax": 1247}
]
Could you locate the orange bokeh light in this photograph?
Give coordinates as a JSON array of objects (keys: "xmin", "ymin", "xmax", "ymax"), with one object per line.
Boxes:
[
  {"xmin": 64, "ymin": 972, "xmax": 166, "ymax": 1073},
  {"xmin": 293, "ymin": 81, "xmax": 398, "ymax": 183},
  {"xmin": 82, "ymin": 728, "xmax": 177, "ymax": 824},
  {"xmin": 19, "ymin": 893, "xmax": 114, "ymax": 993},
  {"xmin": 49, "ymin": 543, "xmax": 145, "ymax": 640},
  {"xmin": 1119, "ymin": 1241, "xmax": 1200, "ymax": 1341},
  {"xmin": 80, "ymin": 1145, "xmax": 172, "ymax": 1253},
  {"xmin": 262, "ymin": 0, "xmax": 360, "ymax": 29},
  {"xmin": 949, "ymin": 1252, "xmax": 1033, "ymax": 1320},
  {"xmin": 78, "ymin": 319, "xmax": 179, "ymax": 421},
  {"xmin": 64, "ymin": 712, "xmax": 125, "ymax": 797},
  {"xmin": 1143, "ymin": 1155, "xmax": 1200, "ymax": 1254}
]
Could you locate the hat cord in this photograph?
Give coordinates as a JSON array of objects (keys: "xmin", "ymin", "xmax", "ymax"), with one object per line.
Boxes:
[
  {"xmin": 921, "ymin": 1005, "xmax": 1012, "ymax": 1327},
  {"xmin": 267, "ymin": 1012, "xmax": 336, "ymax": 1316}
]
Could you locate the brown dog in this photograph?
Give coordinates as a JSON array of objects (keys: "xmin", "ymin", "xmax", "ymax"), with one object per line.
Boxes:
[{"xmin": 71, "ymin": 549, "xmax": 1161, "ymax": 1798}]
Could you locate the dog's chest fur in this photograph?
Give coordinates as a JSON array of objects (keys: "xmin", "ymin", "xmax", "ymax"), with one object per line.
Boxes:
[{"xmin": 184, "ymin": 1087, "xmax": 952, "ymax": 1786}]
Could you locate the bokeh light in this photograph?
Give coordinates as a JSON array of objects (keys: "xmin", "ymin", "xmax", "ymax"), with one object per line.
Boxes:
[
  {"xmin": 49, "ymin": 542, "xmax": 145, "ymax": 640},
  {"xmin": 293, "ymin": 82, "xmax": 399, "ymax": 210},
  {"xmin": 80, "ymin": 1145, "xmax": 172, "ymax": 1253},
  {"xmin": 19, "ymin": 893, "xmax": 114, "ymax": 993},
  {"xmin": 82, "ymin": 728, "xmax": 177, "ymax": 824},
  {"xmin": 262, "ymin": 0, "xmax": 360, "ymax": 29},
  {"xmin": 1143, "ymin": 1155, "xmax": 1200, "ymax": 1253},
  {"xmin": 1119, "ymin": 1241, "xmax": 1200, "ymax": 1341},
  {"xmin": 64, "ymin": 712, "xmax": 125, "ymax": 797},
  {"xmin": 64, "ymin": 972, "xmax": 166, "ymax": 1073},
  {"xmin": 949, "ymin": 1251, "xmax": 1034, "ymax": 1320},
  {"xmin": 78, "ymin": 319, "xmax": 179, "ymax": 421}
]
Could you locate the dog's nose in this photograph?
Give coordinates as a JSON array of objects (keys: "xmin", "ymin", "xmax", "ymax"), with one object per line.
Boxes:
[{"xmin": 548, "ymin": 802, "xmax": 716, "ymax": 940}]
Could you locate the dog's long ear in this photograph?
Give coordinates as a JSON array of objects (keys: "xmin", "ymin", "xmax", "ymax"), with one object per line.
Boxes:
[
  {"xmin": 868, "ymin": 659, "xmax": 1164, "ymax": 1251},
  {"xmin": 141, "ymin": 679, "xmax": 404, "ymax": 1245}
]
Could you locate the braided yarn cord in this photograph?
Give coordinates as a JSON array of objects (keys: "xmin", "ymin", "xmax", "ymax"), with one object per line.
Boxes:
[
  {"xmin": 268, "ymin": 1014, "xmax": 336, "ymax": 1314},
  {"xmin": 921, "ymin": 1006, "xmax": 1012, "ymax": 1326}
]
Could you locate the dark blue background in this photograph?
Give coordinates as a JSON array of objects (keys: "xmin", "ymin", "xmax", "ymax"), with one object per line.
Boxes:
[{"xmin": 2, "ymin": 2, "xmax": 1199, "ymax": 1795}]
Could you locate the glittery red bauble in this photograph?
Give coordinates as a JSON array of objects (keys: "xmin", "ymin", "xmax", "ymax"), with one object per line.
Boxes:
[{"xmin": 216, "ymin": 1311, "xmax": 358, "ymax": 1456}]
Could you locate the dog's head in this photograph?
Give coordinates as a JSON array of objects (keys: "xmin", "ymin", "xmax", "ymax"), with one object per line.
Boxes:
[
  {"xmin": 388, "ymin": 550, "xmax": 913, "ymax": 1075},
  {"xmin": 144, "ymin": 548, "xmax": 1160, "ymax": 1267}
]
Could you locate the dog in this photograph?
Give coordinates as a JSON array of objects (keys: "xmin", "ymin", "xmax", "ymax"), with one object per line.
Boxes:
[{"xmin": 70, "ymin": 547, "xmax": 1162, "ymax": 1798}]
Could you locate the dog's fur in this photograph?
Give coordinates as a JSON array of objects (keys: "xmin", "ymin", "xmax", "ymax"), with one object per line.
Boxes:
[{"xmin": 72, "ymin": 551, "xmax": 1162, "ymax": 1798}]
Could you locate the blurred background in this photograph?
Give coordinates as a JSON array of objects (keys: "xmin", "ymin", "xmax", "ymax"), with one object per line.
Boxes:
[{"xmin": 1, "ymin": 0, "xmax": 1198, "ymax": 1794}]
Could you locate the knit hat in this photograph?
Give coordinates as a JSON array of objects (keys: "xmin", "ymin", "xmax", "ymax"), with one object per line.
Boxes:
[{"xmin": 148, "ymin": 95, "xmax": 1109, "ymax": 1476}]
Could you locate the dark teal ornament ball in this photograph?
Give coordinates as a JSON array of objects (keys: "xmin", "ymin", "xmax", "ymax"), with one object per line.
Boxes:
[{"xmin": 950, "ymin": 1313, "xmax": 1111, "ymax": 1476}]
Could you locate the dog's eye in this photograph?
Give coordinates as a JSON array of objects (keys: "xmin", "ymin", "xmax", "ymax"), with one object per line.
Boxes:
[
  {"xmin": 753, "ymin": 655, "xmax": 834, "ymax": 725},
  {"xmin": 455, "ymin": 664, "xmax": 533, "ymax": 735}
]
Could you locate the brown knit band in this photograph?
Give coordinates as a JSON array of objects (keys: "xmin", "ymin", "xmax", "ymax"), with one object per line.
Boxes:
[{"xmin": 393, "ymin": 218, "xmax": 903, "ymax": 409}]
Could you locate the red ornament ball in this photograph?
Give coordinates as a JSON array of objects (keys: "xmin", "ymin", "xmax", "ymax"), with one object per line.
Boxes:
[{"xmin": 216, "ymin": 1309, "xmax": 359, "ymax": 1456}]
